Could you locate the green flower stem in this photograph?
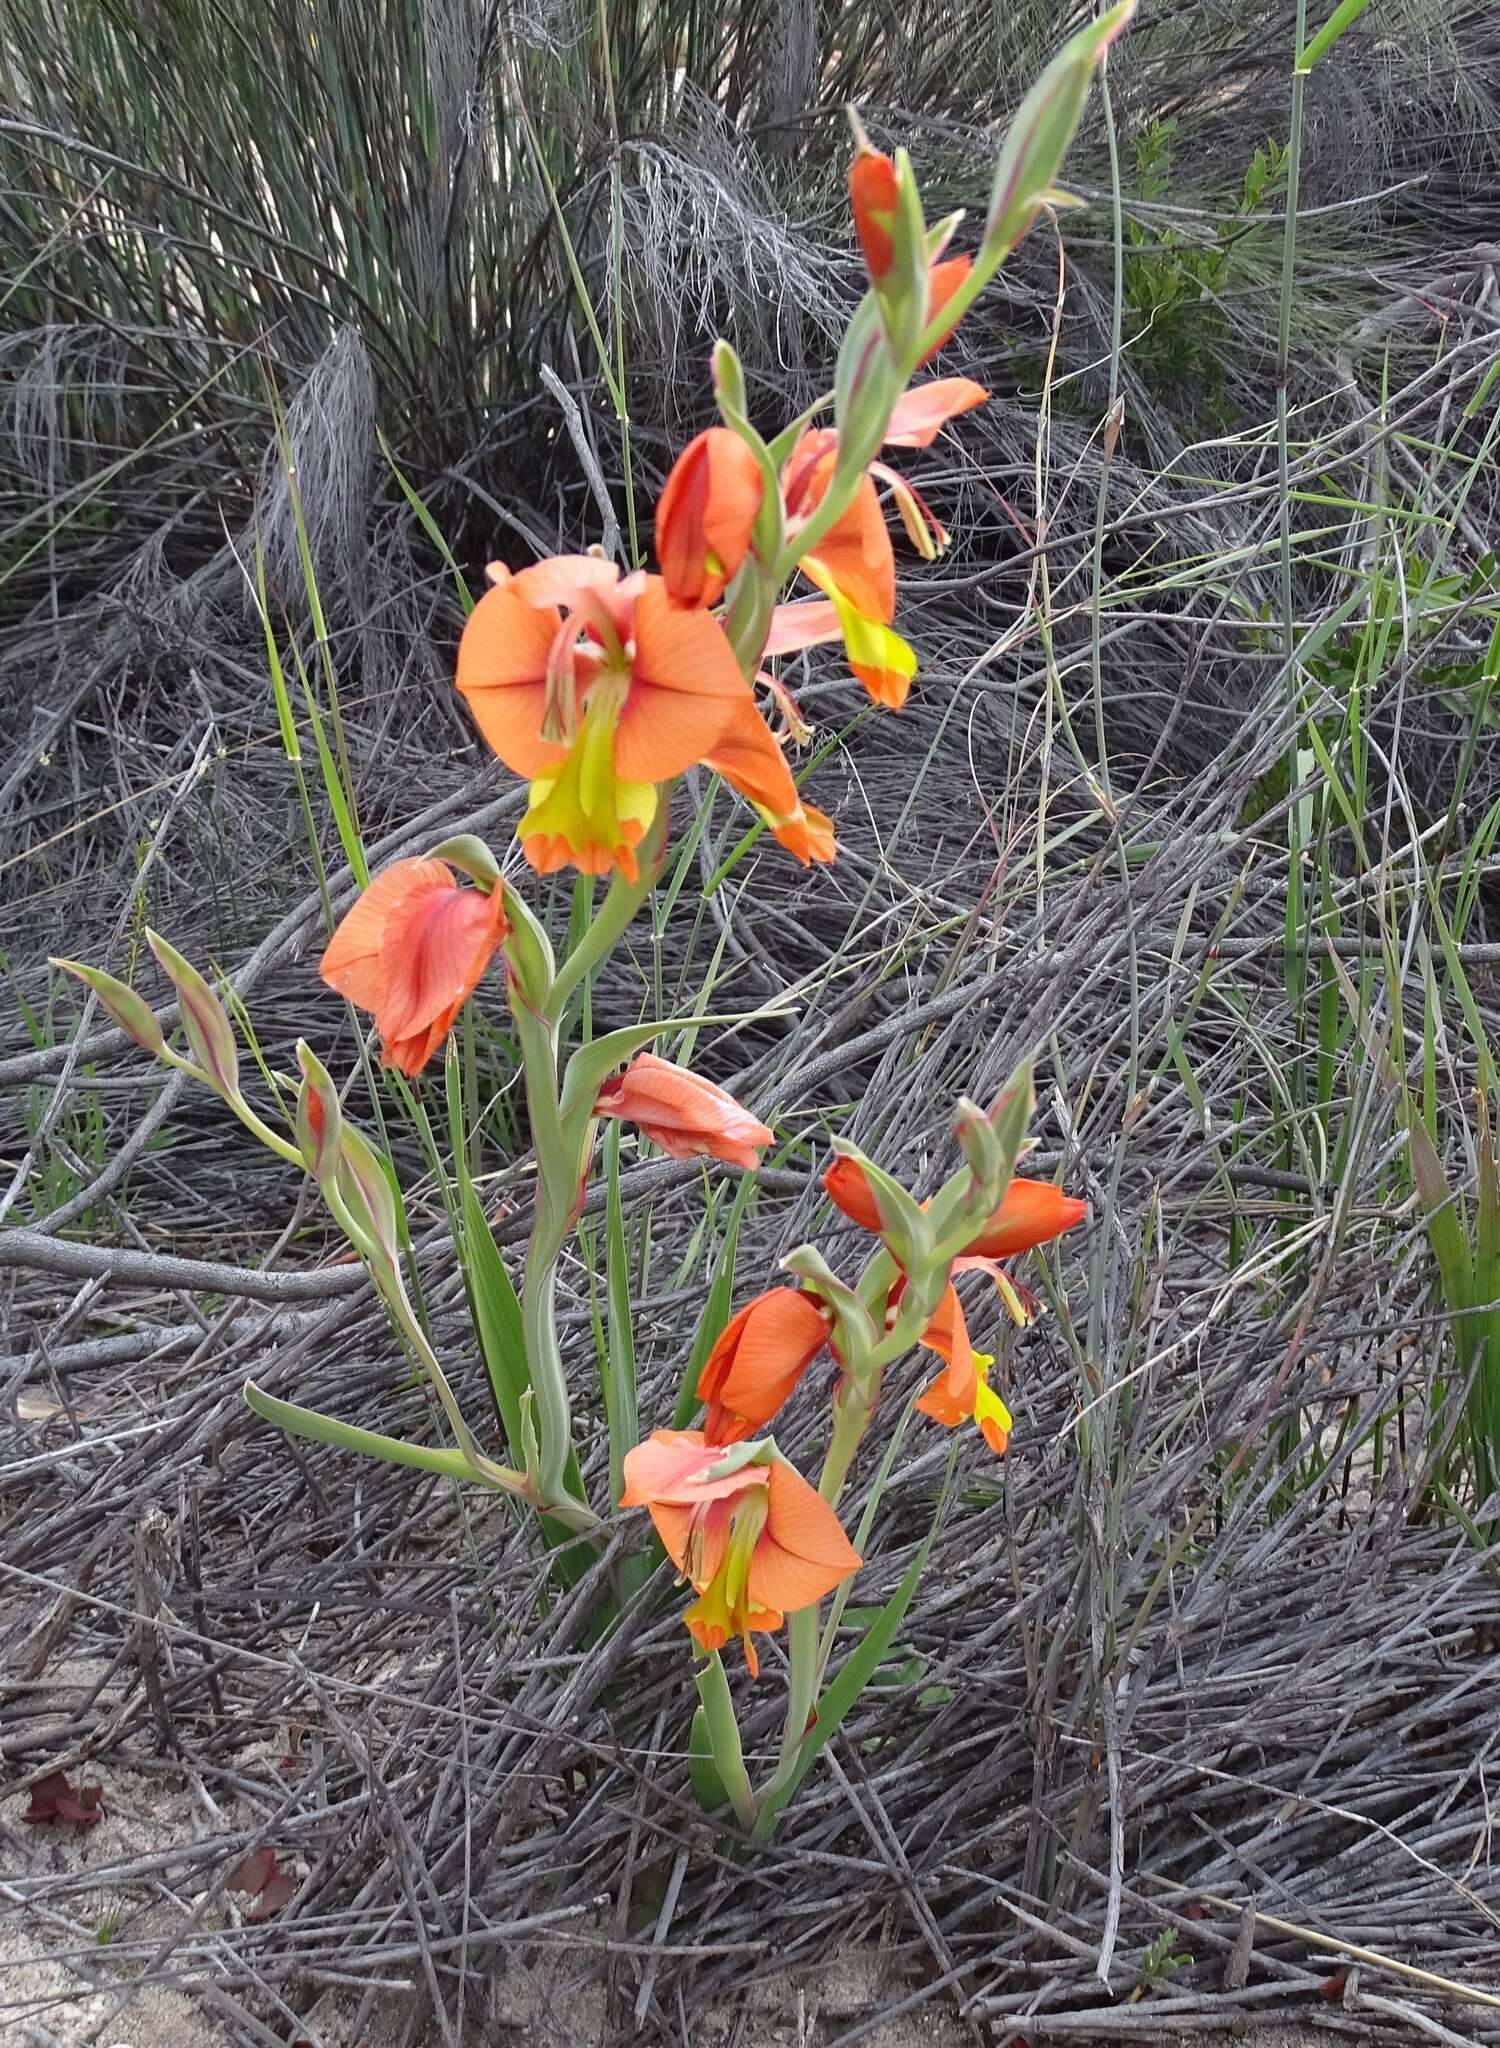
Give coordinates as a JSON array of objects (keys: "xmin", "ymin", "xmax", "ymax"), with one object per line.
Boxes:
[
  {"xmin": 322, "ymin": 1171, "xmax": 598, "ymax": 1528},
  {"xmin": 510, "ymin": 985, "xmax": 586, "ymax": 1504},
  {"xmin": 696, "ymin": 1651, "xmax": 758, "ymax": 1831},
  {"xmin": 545, "ymin": 805, "xmax": 670, "ymax": 1027},
  {"xmin": 773, "ymin": 1601, "xmax": 820, "ymax": 1775},
  {"xmin": 156, "ymin": 1043, "xmax": 308, "ymax": 1171}
]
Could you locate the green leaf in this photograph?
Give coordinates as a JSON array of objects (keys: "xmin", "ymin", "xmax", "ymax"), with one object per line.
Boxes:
[
  {"xmin": 244, "ymin": 1381, "xmax": 474, "ymax": 1483},
  {"xmin": 688, "ymin": 1703, "xmax": 730, "ymax": 1815},
  {"xmin": 1299, "ymin": 0, "xmax": 1375, "ymax": 71}
]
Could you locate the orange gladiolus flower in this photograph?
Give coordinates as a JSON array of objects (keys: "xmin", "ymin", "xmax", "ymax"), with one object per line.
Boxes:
[
  {"xmin": 698, "ymin": 1288, "xmax": 831, "ymax": 1444},
  {"xmin": 909, "ymin": 1283, "xmax": 1013, "ymax": 1456},
  {"xmin": 595, "ymin": 1051, "xmax": 772, "ymax": 1170},
  {"xmin": 965, "ymin": 1180, "xmax": 1088, "ymax": 1258},
  {"xmin": 656, "ymin": 428, "xmax": 764, "ymax": 609},
  {"xmin": 825, "ymin": 1159, "xmax": 1087, "ymax": 1264},
  {"xmin": 620, "ymin": 1430, "xmax": 861, "ymax": 1675},
  {"xmin": 782, "ymin": 427, "xmax": 914, "ymax": 708},
  {"xmin": 319, "ymin": 857, "xmax": 510, "ymax": 1076},
  {"xmin": 849, "ymin": 144, "xmax": 900, "ymax": 281},
  {"xmin": 704, "ymin": 693, "xmax": 834, "ymax": 865},
  {"xmin": 456, "ymin": 561, "xmax": 751, "ymax": 880},
  {"xmin": 777, "ymin": 367, "xmax": 988, "ymax": 708}
]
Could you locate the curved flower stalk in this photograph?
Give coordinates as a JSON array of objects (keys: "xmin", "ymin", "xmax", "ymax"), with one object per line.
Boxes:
[{"xmin": 57, "ymin": 1, "xmax": 1128, "ymax": 1839}]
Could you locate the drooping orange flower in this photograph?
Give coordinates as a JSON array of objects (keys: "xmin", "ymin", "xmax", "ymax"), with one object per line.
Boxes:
[
  {"xmin": 825, "ymin": 1159, "xmax": 1087, "ymax": 1264},
  {"xmin": 656, "ymin": 429, "xmax": 764, "ymax": 609},
  {"xmin": 849, "ymin": 144, "xmax": 900, "ymax": 282},
  {"xmin": 703, "ymin": 693, "xmax": 834, "ymax": 865},
  {"xmin": 699, "ymin": 1288, "xmax": 831, "ymax": 1444},
  {"xmin": 319, "ymin": 858, "xmax": 510, "ymax": 1076},
  {"xmin": 782, "ymin": 428, "xmax": 912, "ymax": 708},
  {"xmin": 908, "ymin": 1282, "xmax": 1013, "ymax": 1456},
  {"xmin": 595, "ymin": 1051, "xmax": 773, "ymax": 1170},
  {"xmin": 621, "ymin": 1430, "xmax": 861, "ymax": 1675},
  {"xmin": 456, "ymin": 562, "xmax": 751, "ymax": 880},
  {"xmin": 777, "ymin": 372, "xmax": 989, "ymax": 708},
  {"xmin": 964, "ymin": 1180, "xmax": 1088, "ymax": 1259}
]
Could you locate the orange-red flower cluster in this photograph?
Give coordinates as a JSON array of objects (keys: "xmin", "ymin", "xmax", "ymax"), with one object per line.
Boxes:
[{"xmin": 825, "ymin": 1156, "xmax": 1087, "ymax": 1454}]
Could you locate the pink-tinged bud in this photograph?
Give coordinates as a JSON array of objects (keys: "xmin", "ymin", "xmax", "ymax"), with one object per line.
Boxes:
[
  {"xmin": 655, "ymin": 429, "xmax": 764, "ymax": 609},
  {"xmin": 595, "ymin": 1053, "xmax": 772, "ymax": 1171},
  {"xmin": 985, "ymin": 2, "xmax": 1135, "ymax": 262},
  {"xmin": 294, "ymin": 1041, "xmax": 342, "ymax": 1183},
  {"xmin": 52, "ymin": 958, "xmax": 164, "ymax": 1057},
  {"xmin": 145, "ymin": 929, "xmax": 240, "ymax": 1097},
  {"xmin": 849, "ymin": 145, "xmax": 900, "ymax": 282}
]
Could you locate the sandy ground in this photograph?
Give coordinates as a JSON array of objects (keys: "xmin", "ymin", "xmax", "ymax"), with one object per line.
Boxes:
[{"xmin": 0, "ymin": 1711, "xmax": 1399, "ymax": 2047}]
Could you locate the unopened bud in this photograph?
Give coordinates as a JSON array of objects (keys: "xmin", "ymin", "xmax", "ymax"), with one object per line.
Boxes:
[
  {"xmin": 52, "ymin": 958, "xmax": 164, "ymax": 1058},
  {"xmin": 294, "ymin": 1041, "xmax": 343, "ymax": 1182},
  {"xmin": 984, "ymin": 1, "xmax": 1135, "ymax": 263},
  {"xmin": 145, "ymin": 929, "xmax": 239, "ymax": 1097}
]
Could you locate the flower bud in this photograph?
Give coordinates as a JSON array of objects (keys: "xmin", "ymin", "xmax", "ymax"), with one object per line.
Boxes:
[
  {"xmin": 294, "ymin": 1041, "xmax": 342, "ymax": 1183},
  {"xmin": 985, "ymin": 2, "xmax": 1135, "ymax": 263},
  {"xmin": 426, "ymin": 833, "xmax": 502, "ymax": 890},
  {"xmin": 821, "ymin": 1143, "xmax": 934, "ymax": 1273},
  {"xmin": 954, "ymin": 1095, "xmax": 1005, "ymax": 1214},
  {"xmin": 52, "ymin": 958, "xmax": 164, "ymax": 1057},
  {"xmin": 335, "ymin": 1122, "xmax": 402, "ymax": 1268},
  {"xmin": 145, "ymin": 929, "xmax": 239, "ymax": 1097},
  {"xmin": 849, "ymin": 142, "xmax": 900, "ymax": 281},
  {"xmin": 499, "ymin": 879, "xmax": 556, "ymax": 1011},
  {"xmin": 655, "ymin": 428, "xmax": 764, "ymax": 609}
]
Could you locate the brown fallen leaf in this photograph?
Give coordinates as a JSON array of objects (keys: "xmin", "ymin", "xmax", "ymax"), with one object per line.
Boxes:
[
  {"xmin": 23, "ymin": 1769, "xmax": 104, "ymax": 1826},
  {"xmin": 225, "ymin": 1846, "xmax": 277, "ymax": 1895},
  {"xmin": 225, "ymin": 1845, "xmax": 296, "ymax": 1919}
]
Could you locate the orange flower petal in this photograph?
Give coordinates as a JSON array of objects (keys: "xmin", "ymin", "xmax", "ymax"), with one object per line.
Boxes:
[
  {"xmin": 455, "ymin": 584, "xmax": 569, "ymax": 777},
  {"xmin": 619, "ymin": 1428, "xmax": 766, "ymax": 1509},
  {"xmin": 765, "ymin": 599, "xmax": 843, "ymax": 657},
  {"xmin": 964, "ymin": 1179, "xmax": 1088, "ymax": 1259},
  {"xmin": 800, "ymin": 470, "xmax": 895, "ymax": 624},
  {"xmin": 885, "ymin": 378, "xmax": 990, "ymax": 450},
  {"xmin": 507, "ymin": 554, "xmax": 622, "ymax": 609},
  {"xmin": 595, "ymin": 1051, "xmax": 772, "ymax": 1171},
  {"xmin": 614, "ymin": 578, "xmax": 752, "ymax": 783},
  {"xmin": 749, "ymin": 1461, "xmax": 862, "ymax": 1612},
  {"xmin": 375, "ymin": 882, "xmax": 507, "ymax": 1043},
  {"xmin": 914, "ymin": 1370, "xmax": 965, "ymax": 1427},
  {"xmin": 699, "ymin": 1289, "xmax": 830, "ymax": 1444},
  {"xmin": 656, "ymin": 429, "xmax": 764, "ymax": 609},
  {"xmin": 918, "ymin": 255, "xmax": 972, "ymax": 366},
  {"xmin": 849, "ymin": 146, "xmax": 900, "ymax": 281},
  {"xmin": 703, "ymin": 697, "xmax": 799, "ymax": 818},
  {"xmin": 648, "ymin": 1500, "xmax": 692, "ymax": 1576},
  {"xmin": 921, "ymin": 1284, "xmax": 977, "ymax": 1405},
  {"xmin": 319, "ymin": 858, "xmax": 455, "ymax": 1015},
  {"xmin": 822, "ymin": 1155, "xmax": 883, "ymax": 1231}
]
